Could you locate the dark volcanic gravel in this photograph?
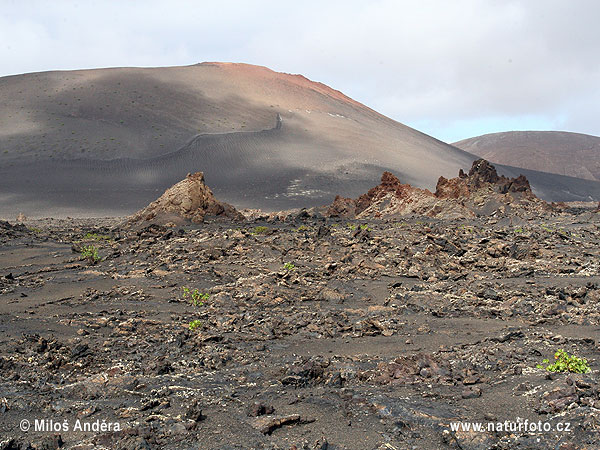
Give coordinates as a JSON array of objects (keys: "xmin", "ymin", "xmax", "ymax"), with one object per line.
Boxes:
[{"xmin": 1, "ymin": 213, "xmax": 599, "ymax": 449}]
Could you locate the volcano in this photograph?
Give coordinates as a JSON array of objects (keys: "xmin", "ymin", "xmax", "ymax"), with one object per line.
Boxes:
[{"xmin": 1, "ymin": 63, "xmax": 599, "ymax": 218}]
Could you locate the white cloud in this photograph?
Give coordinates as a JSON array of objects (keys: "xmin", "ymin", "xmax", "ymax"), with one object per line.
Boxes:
[{"xmin": 2, "ymin": 0, "xmax": 599, "ymax": 142}]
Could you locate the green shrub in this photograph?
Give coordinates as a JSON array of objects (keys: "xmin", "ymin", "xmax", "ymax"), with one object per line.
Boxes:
[
  {"xmin": 182, "ymin": 287, "xmax": 209, "ymax": 306},
  {"xmin": 80, "ymin": 245, "xmax": 101, "ymax": 264},
  {"xmin": 283, "ymin": 262, "xmax": 296, "ymax": 271},
  {"xmin": 188, "ymin": 320, "xmax": 202, "ymax": 332},
  {"xmin": 250, "ymin": 226, "xmax": 269, "ymax": 235},
  {"xmin": 537, "ymin": 350, "xmax": 591, "ymax": 373}
]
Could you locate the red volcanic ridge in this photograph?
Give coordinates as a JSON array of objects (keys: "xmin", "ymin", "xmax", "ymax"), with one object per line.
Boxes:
[
  {"xmin": 199, "ymin": 62, "xmax": 371, "ymax": 112},
  {"xmin": 327, "ymin": 159, "xmax": 545, "ymax": 219}
]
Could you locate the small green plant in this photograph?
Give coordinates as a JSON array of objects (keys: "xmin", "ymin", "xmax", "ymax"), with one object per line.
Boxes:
[
  {"xmin": 537, "ymin": 350, "xmax": 591, "ymax": 373},
  {"xmin": 283, "ymin": 262, "xmax": 296, "ymax": 271},
  {"xmin": 27, "ymin": 227, "xmax": 42, "ymax": 233},
  {"xmin": 250, "ymin": 226, "xmax": 269, "ymax": 235},
  {"xmin": 296, "ymin": 225, "xmax": 310, "ymax": 232},
  {"xmin": 182, "ymin": 287, "xmax": 209, "ymax": 306},
  {"xmin": 359, "ymin": 224, "xmax": 371, "ymax": 231},
  {"xmin": 347, "ymin": 223, "xmax": 357, "ymax": 231},
  {"xmin": 188, "ymin": 320, "xmax": 202, "ymax": 332},
  {"xmin": 514, "ymin": 227, "xmax": 524, "ymax": 233},
  {"xmin": 80, "ymin": 245, "xmax": 101, "ymax": 264}
]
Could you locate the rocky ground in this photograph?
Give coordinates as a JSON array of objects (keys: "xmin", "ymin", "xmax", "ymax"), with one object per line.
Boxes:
[{"xmin": 1, "ymin": 206, "xmax": 600, "ymax": 449}]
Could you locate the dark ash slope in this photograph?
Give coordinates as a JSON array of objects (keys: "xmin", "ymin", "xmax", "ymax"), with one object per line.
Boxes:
[{"xmin": 1, "ymin": 64, "xmax": 599, "ymax": 218}]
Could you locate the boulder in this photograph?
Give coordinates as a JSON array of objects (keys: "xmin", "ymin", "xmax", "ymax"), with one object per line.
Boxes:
[{"xmin": 128, "ymin": 172, "xmax": 244, "ymax": 226}]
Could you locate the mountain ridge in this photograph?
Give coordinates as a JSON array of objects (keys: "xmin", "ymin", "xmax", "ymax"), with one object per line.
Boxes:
[
  {"xmin": 454, "ymin": 130, "xmax": 600, "ymax": 182},
  {"xmin": 1, "ymin": 63, "xmax": 600, "ymax": 218}
]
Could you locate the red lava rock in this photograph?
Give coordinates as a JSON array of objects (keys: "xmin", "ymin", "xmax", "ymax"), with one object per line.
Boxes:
[
  {"xmin": 326, "ymin": 195, "xmax": 358, "ymax": 218},
  {"xmin": 435, "ymin": 159, "xmax": 532, "ymax": 199},
  {"xmin": 324, "ymin": 159, "xmax": 547, "ymax": 219}
]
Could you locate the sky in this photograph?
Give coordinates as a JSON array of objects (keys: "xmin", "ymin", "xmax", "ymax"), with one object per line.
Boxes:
[{"xmin": 2, "ymin": 0, "xmax": 599, "ymax": 143}]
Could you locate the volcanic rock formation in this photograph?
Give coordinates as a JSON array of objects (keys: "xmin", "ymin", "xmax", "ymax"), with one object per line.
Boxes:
[
  {"xmin": 435, "ymin": 159, "xmax": 532, "ymax": 199},
  {"xmin": 2, "ymin": 63, "xmax": 600, "ymax": 219},
  {"xmin": 128, "ymin": 172, "xmax": 244, "ymax": 225},
  {"xmin": 326, "ymin": 159, "xmax": 548, "ymax": 219}
]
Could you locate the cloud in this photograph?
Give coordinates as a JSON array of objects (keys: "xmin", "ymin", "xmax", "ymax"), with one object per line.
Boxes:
[{"xmin": 2, "ymin": 0, "xmax": 599, "ymax": 142}]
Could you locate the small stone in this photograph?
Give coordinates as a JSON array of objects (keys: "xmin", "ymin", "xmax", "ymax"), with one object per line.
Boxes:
[
  {"xmin": 248, "ymin": 402, "xmax": 275, "ymax": 417},
  {"xmin": 462, "ymin": 387, "xmax": 482, "ymax": 399}
]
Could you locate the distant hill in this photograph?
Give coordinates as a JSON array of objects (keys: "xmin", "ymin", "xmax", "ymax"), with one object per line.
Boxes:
[
  {"xmin": 454, "ymin": 131, "xmax": 600, "ymax": 182},
  {"xmin": 1, "ymin": 63, "xmax": 600, "ymax": 218}
]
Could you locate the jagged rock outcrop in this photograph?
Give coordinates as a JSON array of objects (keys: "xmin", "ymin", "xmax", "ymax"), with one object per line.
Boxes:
[
  {"xmin": 325, "ymin": 160, "xmax": 548, "ymax": 219},
  {"xmin": 355, "ymin": 171, "xmax": 426, "ymax": 215},
  {"xmin": 435, "ymin": 159, "xmax": 532, "ymax": 199},
  {"xmin": 327, "ymin": 195, "xmax": 360, "ymax": 218},
  {"xmin": 128, "ymin": 172, "xmax": 244, "ymax": 226},
  {"xmin": 326, "ymin": 171, "xmax": 469, "ymax": 219}
]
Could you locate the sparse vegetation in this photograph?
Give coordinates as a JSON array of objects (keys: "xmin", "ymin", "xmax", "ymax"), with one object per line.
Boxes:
[
  {"xmin": 347, "ymin": 223, "xmax": 370, "ymax": 231},
  {"xmin": 250, "ymin": 225, "xmax": 269, "ymax": 235},
  {"xmin": 188, "ymin": 320, "xmax": 202, "ymax": 332},
  {"xmin": 539, "ymin": 224, "xmax": 579, "ymax": 238},
  {"xmin": 537, "ymin": 350, "xmax": 591, "ymax": 373},
  {"xmin": 458, "ymin": 224, "xmax": 474, "ymax": 233},
  {"xmin": 182, "ymin": 287, "xmax": 208, "ymax": 306},
  {"xmin": 283, "ymin": 262, "xmax": 296, "ymax": 271},
  {"xmin": 80, "ymin": 245, "xmax": 101, "ymax": 264}
]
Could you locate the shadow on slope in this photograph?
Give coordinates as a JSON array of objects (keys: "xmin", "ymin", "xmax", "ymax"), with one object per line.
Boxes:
[{"xmin": 0, "ymin": 117, "xmax": 389, "ymax": 218}]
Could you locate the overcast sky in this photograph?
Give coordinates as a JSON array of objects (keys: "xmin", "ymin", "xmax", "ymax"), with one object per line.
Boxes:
[{"xmin": 2, "ymin": 0, "xmax": 599, "ymax": 142}]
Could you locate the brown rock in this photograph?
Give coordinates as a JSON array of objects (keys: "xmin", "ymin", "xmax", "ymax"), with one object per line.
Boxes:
[
  {"xmin": 127, "ymin": 172, "xmax": 244, "ymax": 226},
  {"xmin": 462, "ymin": 387, "xmax": 482, "ymax": 399},
  {"xmin": 249, "ymin": 414, "xmax": 302, "ymax": 434},
  {"xmin": 326, "ymin": 195, "xmax": 356, "ymax": 218},
  {"xmin": 354, "ymin": 171, "xmax": 424, "ymax": 215},
  {"xmin": 435, "ymin": 159, "xmax": 532, "ymax": 199},
  {"xmin": 324, "ymin": 159, "xmax": 547, "ymax": 220}
]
